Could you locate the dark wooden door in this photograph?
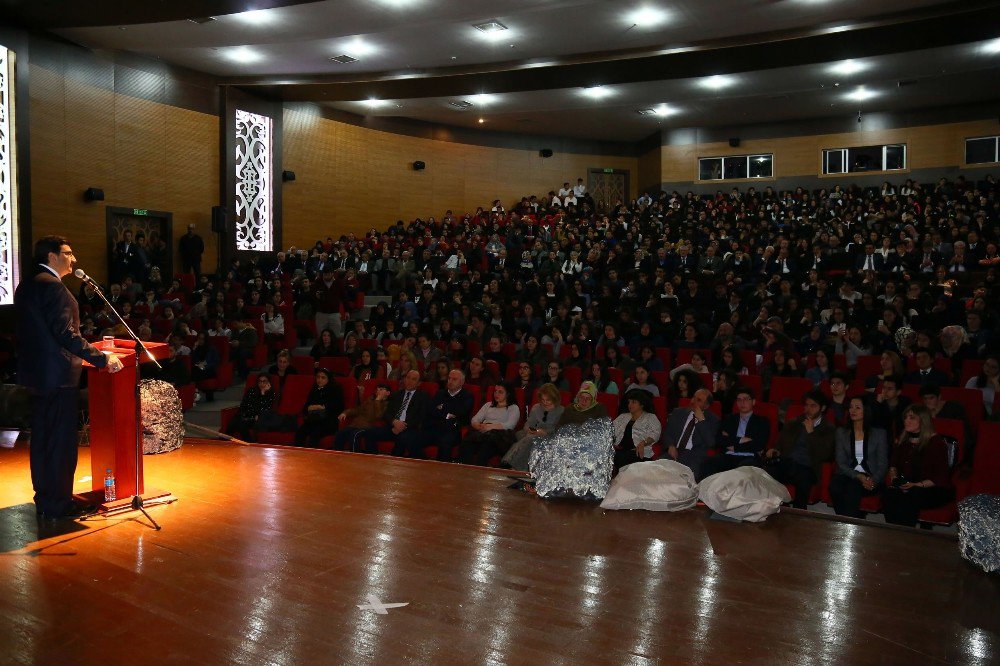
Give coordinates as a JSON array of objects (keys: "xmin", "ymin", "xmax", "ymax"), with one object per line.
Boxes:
[
  {"xmin": 106, "ymin": 207, "xmax": 173, "ymax": 285},
  {"xmin": 588, "ymin": 169, "xmax": 630, "ymax": 214}
]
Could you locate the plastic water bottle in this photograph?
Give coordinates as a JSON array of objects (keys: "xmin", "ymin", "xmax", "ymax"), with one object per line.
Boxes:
[{"xmin": 104, "ymin": 469, "xmax": 117, "ymax": 502}]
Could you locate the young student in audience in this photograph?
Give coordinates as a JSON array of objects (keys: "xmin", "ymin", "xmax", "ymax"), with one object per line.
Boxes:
[
  {"xmin": 871, "ymin": 374, "xmax": 911, "ymax": 439},
  {"xmin": 623, "ymin": 364, "xmax": 659, "ymax": 397},
  {"xmin": 829, "ymin": 397, "xmax": 888, "ymax": 518},
  {"xmin": 765, "ymin": 390, "xmax": 836, "ymax": 509},
  {"xmin": 702, "ymin": 388, "xmax": 770, "ymax": 477},
  {"xmin": 804, "ymin": 347, "xmax": 834, "ymax": 387},
  {"xmin": 966, "ymin": 354, "xmax": 999, "ymax": 416},
  {"xmin": 459, "ymin": 382, "xmax": 520, "ymax": 466},
  {"xmin": 464, "ymin": 355, "xmax": 497, "ymax": 391},
  {"xmin": 586, "ymin": 361, "xmax": 618, "ymax": 395},
  {"xmin": 334, "ymin": 383, "xmax": 391, "ymax": 452},
  {"xmin": 226, "ymin": 374, "xmax": 278, "ymax": 442},
  {"xmin": 310, "ymin": 328, "xmax": 338, "ymax": 363},
  {"xmin": 542, "ymin": 359, "xmax": 570, "ymax": 391},
  {"xmin": 267, "ymin": 349, "xmax": 298, "ymax": 391},
  {"xmin": 293, "ymin": 368, "xmax": 344, "ymax": 448},
  {"xmin": 512, "ymin": 361, "xmax": 539, "ymax": 407},
  {"xmin": 502, "ymin": 383, "xmax": 565, "ymax": 471},
  {"xmin": 883, "ymin": 405, "xmax": 955, "ymax": 527}
]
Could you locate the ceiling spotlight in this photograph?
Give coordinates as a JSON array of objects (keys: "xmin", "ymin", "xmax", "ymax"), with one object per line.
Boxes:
[
  {"xmin": 981, "ymin": 38, "xmax": 1000, "ymax": 54},
  {"xmin": 364, "ymin": 99, "xmax": 390, "ymax": 109},
  {"xmin": 699, "ymin": 75, "xmax": 735, "ymax": 90},
  {"xmin": 470, "ymin": 93, "xmax": 497, "ymax": 105},
  {"xmin": 845, "ymin": 86, "xmax": 878, "ymax": 101},
  {"xmin": 226, "ymin": 47, "xmax": 263, "ymax": 64},
  {"xmin": 581, "ymin": 86, "xmax": 613, "ymax": 99},
  {"xmin": 828, "ymin": 59, "xmax": 866, "ymax": 76},
  {"xmin": 342, "ymin": 38, "xmax": 377, "ymax": 58},
  {"xmin": 652, "ymin": 104, "xmax": 678, "ymax": 116},
  {"xmin": 473, "ymin": 20, "xmax": 510, "ymax": 42},
  {"xmin": 626, "ymin": 7, "xmax": 670, "ymax": 27},
  {"xmin": 231, "ymin": 9, "xmax": 278, "ymax": 25},
  {"xmin": 478, "ymin": 118, "xmax": 485, "ymax": 124}
]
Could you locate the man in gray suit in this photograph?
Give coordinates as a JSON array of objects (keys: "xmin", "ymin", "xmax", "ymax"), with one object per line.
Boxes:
[{"xmin": 661, "ymin": 388, "xmax": 720, "ymax": 480}]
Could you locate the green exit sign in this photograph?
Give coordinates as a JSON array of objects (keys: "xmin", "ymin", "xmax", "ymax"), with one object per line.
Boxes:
[
  {"xmin": 603, "ymin": 168, "xmax": 614, "ymax": 173},
  {"xmin": 133, "ymin": 209, "xmax": 148, "ymax": 216}
]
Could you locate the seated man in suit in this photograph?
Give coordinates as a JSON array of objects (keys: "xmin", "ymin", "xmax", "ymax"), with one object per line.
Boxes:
[
  {"xmin": 764, "ymin": 390, "xmax": 836, "ymax": 509},
  {"xmin": 701, "ymin": 388, "xmax": 770, "ymax": 478},
  {"xmin": 904, "ymin": 347, "xmax": 952, "ymax": 386},
  {"xmin": 360, "ymin": 370, "xmax": 429, "ymax": 456},
  {"xmin": 405, "ymin": 369, "xmax": 475, "ymax": 461},
  {"xmin": 660, "ymin": 388, "xmax": 720, "ymax": 481}
]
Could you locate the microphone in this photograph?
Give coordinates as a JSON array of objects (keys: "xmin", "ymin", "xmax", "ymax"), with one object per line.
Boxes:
[{"xmin": 74, "ymin": 268, "xmax": 99, "ymax": 286}]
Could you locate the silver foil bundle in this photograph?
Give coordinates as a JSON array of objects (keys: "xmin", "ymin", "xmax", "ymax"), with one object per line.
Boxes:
[
  {"xmin": 140, "ymin": 379, "xmax": 184, "ymax": 454},
  {"xmin": 528, "ymin": 417, "xmax": 614, "ymax": 500},
  {"xmin": 958, "ymin": 494, "xmax": 1000, "ymax": 574}
]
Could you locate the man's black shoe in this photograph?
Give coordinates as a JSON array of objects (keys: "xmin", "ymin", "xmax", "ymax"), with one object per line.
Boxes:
[{"xmin": 37, "ymin": 502, "xmax": 97, "ymax": 522}]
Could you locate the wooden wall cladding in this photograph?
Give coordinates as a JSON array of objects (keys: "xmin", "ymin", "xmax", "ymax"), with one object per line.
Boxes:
[
  {"xmin": 661, "ymin": 119, "xmax": 1000, "ymax": 184},
  {"xmin": 281, "ymin": 108, "xmax": 639, "ymax": 247},
  {"xmin": 28, "ymin": 64, "xmax": 219, "ymax": 284},
  {"xmin": 638, "ymin": 146, "xmax": 662, "ymax": 193}
]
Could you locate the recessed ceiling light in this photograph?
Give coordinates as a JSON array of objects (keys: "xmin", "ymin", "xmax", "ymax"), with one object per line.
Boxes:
[
  {"xmin": 478, "ymin": 118, "xmax": 485, "ymax": 124},
  {"xmin": 981, "ymin": 38, "xmax": 1000, "ymax": 54},
  {"xmin": 581, "ymin": 86, "xmax": 613, "ymax": 99},
  {"xmin": 637, "ymin": 104, "xmax": 678, "ymax": 116},
  {"xmin": 365, "ymin": 99, "xmax": 390, "ymax": 109},
  {"xmin": 226, "ymin": 47, "xmax": 263, "ymax": 64},
  {"xmin": 626, "ymin": 7, "xmax": 669, "ymax": 27},
  {"xmin": 827, "ymin": 59, "xmax": 866, "ymax": 76},
  {"xmin": 699, "ymin": 75, "xmax": 735, "ymax": 90},
  {"xmin": 470, "ymin": 93, "xmax": 497, "ymax": 105},
  {"xmin": 342, "ymin": 38, "xmax": 377, "ymax": 58},
  {"xmin": 231, "ymin": 9, "xmax": 278, "ymax": 25},
  {"xmin": 473, "ymin": 20, "xmax": 511, "ymax": 42},
  {"xmin": 845, "ymin": 86, "xmax": 878, "ymax": 101}
]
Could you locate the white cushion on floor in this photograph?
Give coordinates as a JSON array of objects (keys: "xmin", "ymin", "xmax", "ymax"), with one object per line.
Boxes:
[{"xmin": 600, "ymin": 460, "xmax": 699, "ymax": 512}]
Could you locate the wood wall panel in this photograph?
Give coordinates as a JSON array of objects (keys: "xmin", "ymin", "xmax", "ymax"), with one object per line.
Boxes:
[
  {"xmin": 281, "ymin": 108, "xmax": 638, "ymax": 247},
  {"xmin": 28, "ymin": 64, "xmax": 218, "ymax": 284},
  {"xmin": 661, "ymin": 119, "xmax": 999, "ymax": 186}
]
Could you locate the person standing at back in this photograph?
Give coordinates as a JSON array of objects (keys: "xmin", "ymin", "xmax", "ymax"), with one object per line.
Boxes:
[
  {"xmin": 15, "ymin": 236, "xmax": 124, "ymax": 521},
  {"xmin": 179, "ymin": 223, "xmax": 205, "ymax": 279}
]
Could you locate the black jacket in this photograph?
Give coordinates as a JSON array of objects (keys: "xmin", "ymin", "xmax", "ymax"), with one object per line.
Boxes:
[{"xmin": 717, "ymin": 413, "xmax": 770, "ymax": 455}]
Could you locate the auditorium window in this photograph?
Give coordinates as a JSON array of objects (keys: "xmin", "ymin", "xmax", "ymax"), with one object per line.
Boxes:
[
  {"xmin": 234, "ymin": 109, "xmax": 273, "ymax": 252},
  {"xmin": 0, "ymin": 45, "xmax": 19, "ymax": 305},
  {"xmin": 698, "ymin": 154, "xmax": 773, "ymax": 181},
  {"xmin": 822, "ymin": 144, "xmax": 907, "ymax": 174},
  {"xmin": 965, "ymin": 136, "xmax": 999, "ymax": 165}
]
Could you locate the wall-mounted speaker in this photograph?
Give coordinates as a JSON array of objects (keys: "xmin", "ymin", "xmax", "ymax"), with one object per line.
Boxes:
[
  {"xmin": 539, "ymin": 149, "xmax": 553, "ymax": 158},
  {"xmin": 728, "ymin": 137, "xmax": 741, "ymax": 147},
  {"xmin": 83, "ymin": 187, "xmax": 105, "ymax": 202},
  {"xmin": 413, "ymin": 161, "xmax": 426, "ymax": 170},
  {"xmin": 211, "ymin": 205, "xmax": 228, "ymax": 233},
  {"xmin": 282, "ymin": 170, "xmax": 296, "ymax": 182}
]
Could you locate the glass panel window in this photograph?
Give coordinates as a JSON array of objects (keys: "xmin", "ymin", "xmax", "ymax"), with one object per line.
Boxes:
[
  {"xmin": 723, "ymin": 156, "xmax": 746, "ymax": 179},
  {"xmin": 824, "ymin": 149, "xmax": 845, "ymax": 175},
  {"xmin": 884, "ymin": 144, "xmax": 906, "ymax": 170},
  {"xmin": 966, "ymin": 137, "xmax": 998, "ymax": 165},
  {"xmin": 748, "ymin": 154, "xmax": 773, "ymax": 178},
  {"xmin": 699, "ymin": 158, "xmax": 722, "ymax": 181}
]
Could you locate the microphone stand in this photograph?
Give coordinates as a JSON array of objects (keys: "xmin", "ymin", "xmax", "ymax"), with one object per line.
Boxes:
[{"xmin": 85, "ymin": 276, "xmax": 165, "ymax": 530}]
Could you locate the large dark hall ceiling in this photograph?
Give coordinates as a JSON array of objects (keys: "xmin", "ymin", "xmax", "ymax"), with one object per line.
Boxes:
[{"xmin": 4, "ymin": 0, "xmax": 998, "ymax": 142}]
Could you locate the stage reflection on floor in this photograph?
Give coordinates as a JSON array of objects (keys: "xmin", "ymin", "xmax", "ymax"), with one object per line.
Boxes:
[{"xmin": 0, "ymin": 439, "xmax": 997, "ymax": 664}]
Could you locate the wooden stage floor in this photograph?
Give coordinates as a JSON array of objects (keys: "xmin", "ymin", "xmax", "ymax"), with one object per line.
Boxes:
[{"xmin": 0, "ymin": 438, "xmax": 997, "ymax": 665}]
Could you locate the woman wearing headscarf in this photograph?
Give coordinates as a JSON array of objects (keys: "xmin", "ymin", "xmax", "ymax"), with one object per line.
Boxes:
[
  {"xmin": 611, "ymin": 389, "xmax": 662, "ymax": 472},
  {"xmin": 556, "ymin": 381, "xmax": 609, "ymax": 428}
]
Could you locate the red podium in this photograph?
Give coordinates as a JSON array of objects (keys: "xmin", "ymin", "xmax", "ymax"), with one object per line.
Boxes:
[{"xmin": 83, "ymin": 338, "xmax": 172, "ymax": 510}]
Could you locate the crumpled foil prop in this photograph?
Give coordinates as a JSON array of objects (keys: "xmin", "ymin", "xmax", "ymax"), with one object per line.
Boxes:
[
  {"xmin": 958, "ymin": 494, "xmax": 1000, "ymax": 574},
  {"xmin": 528, "ymin": 417, "xmax": 614, "ymax": 500},
  {"xmin": 140, "ymin": 379, "xmax": 184, "ymax": 454}
]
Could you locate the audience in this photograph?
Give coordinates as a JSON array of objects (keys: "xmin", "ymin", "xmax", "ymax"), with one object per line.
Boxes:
[{"xmin": 829, "ymin": 396, "xmax": 889, "ymax": 518}]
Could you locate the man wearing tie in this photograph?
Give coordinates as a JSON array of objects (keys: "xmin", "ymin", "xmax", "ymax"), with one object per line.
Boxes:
[
  {"xmin": 15, "ymin": 236, "xmax": 125, "ymax": 521},
  {"xmin": 361, "ymin": 370, "xmax": 429, "ymax": 456},
  {"xmin": 855, "ymin": 243, "xmax": 886, "ymax": 273},
  {"xmin": 904, "ymin": 348, "xmax": 952, "ymax": 386},
  {"xmin": 660, "ymin": 388, "xmax": 721, "ymax": 480}
]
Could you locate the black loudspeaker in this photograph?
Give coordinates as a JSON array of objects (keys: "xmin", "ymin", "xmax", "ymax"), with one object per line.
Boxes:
[
  {"xmin": 728, "ymin": 137, "xmax": 740, "ymax": 147},
  {"xmin": 211, "ymin": 205, "xmax": 228, "ymax": 233},
  {"xmin": 282, "ymin": 170, "xmax": 296, "ymax": 182},
  {"xmin": 539, "ymin": 149, "xmax": 553, "ymax": 158},
  {"xmin": 412, "ymin": 161, "xmax": 425, "ymax": 171},
  {"xmin": 83, "ymin": 187, "xmax": 105, "ymax": 202}
]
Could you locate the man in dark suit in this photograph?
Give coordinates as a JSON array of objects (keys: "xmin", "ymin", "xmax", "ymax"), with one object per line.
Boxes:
[
  {"xmin": 854, "ymin": 244, "xmax": 886, "ymax": 273},
  {"xmin": 765, "ymin": 390, "xmax": 836, "ymax": 509},
  {"xmin": 701, "ymin": 388, "xmax": 770, "ymax": 477},
  {"xmin": 904, "ymin": 348, "xmax": 952, "ymax": 386},
  {"xmin": 361, "ymin": 370, "xmax": 430, "ymax": 456},
  {"xmin": 15, "ymin": 236, "xmax": 124, "ymax": 521},
  {"xmin": 660, "ymin": 388, "xmax": 720, "ymax": 481},
  {"xmin": 406, "ymin": 369, "xmax": 475, "ymax": 461}
]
